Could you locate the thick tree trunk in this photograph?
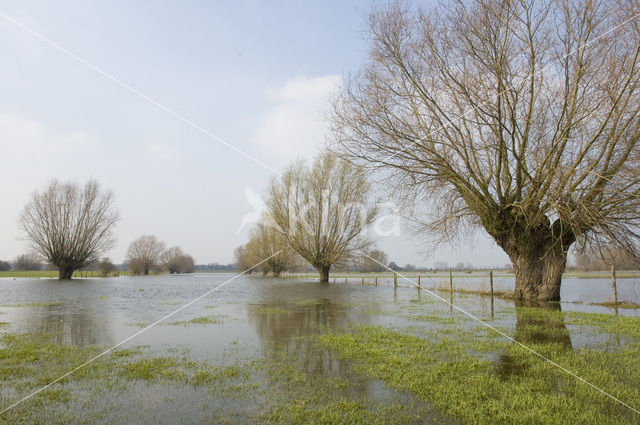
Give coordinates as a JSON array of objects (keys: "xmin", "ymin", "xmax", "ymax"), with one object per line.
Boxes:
[
  {"xmin": 510, "ymin": 244, "xmax": 568, "ymax": 302},
  {"xmin": 319, "ymin": 264, "xmax": 330, "ymax": 282},
  {"xmin": 58, "ymin": 266, "xmax": 75, "ymax": 280}
]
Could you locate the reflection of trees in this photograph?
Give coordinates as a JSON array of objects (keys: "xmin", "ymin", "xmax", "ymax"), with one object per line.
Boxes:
[
  {"xmin": 496, "ymin": 302, "xmax": 572, "ymax": 379},
  {"xmin": 247, "ymin": 284, "xmax": 380, "ymax": 399},
  {"xmin": 247, "ymin": 297, "xmax": 351, "ymax": 377},
  {"xmin": 17, "ymin": 293, "xmax": 114, "ymax": 347}
]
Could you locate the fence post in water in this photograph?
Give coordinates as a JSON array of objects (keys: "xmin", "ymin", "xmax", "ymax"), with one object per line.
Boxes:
[
  {"xmin": 361, "ymin": 276, "xmax": 364, "ymax": 285},
  {"xmin": 489, "ymin": 270, "xmax": 494, "ymax": 318},
  {"xmin": 394, "ymin": 272, "xmax": 398, "ymax": 288},
  {"xmin": 611, "ymin": 265, "xmax": 618, "ymax": 305},
  {"xmin": 489, "ymin": 270, "xmax": 494, "ymax": 297},
  {"xmin": 418, "ymin": 275, "xmax": 421, "ymax": 287},
  {"xmin": 449, "ymin": 268, "xmax": 453, "ymax": 292}
]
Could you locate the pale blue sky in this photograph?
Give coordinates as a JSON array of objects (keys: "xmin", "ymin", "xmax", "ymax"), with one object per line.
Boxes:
[{"xmin": 0, "ymin": 0, "xmax": 510, "ymax": 267}]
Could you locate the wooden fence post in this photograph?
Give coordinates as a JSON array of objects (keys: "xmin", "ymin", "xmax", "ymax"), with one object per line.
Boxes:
[
  {"xmin": 489, "ymin": 270, "xmax": 494, "ymax": 298},
  {"xmin": 449, "ymin": 268, "xmax": 453, "ymax": 292},
  {"xmin": 611, "ymin": 265, "xmax": 618, "ymax": 305},
  {"xmin": 375, "ymin": 276, "xmax": 378, "ymax": 286},
  {"xmin": 489, "ymin": 270, "xmax": 494, "ymax": 318},
  {"xmin": 394, "ymin": 272, "xmax": 398, "ymax": 288}
]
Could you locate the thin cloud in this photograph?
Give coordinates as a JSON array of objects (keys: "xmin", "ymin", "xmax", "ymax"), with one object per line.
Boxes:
[
  {"xmin": 253, "ymin": 75, "xmax": 341, "ymax": 160},
  {"xmin": 0, "ymin": 113, "xmax": 98, "ymax": 157}
]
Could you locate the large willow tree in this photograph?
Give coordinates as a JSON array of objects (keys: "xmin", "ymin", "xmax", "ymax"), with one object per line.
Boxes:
[
  {"xmin": 332, "ymin": 0, "xmax": 640, "ymax": 301},
  {"xmin": 20, "ymin": 180, "xmax": 119, "ymax": 279}
]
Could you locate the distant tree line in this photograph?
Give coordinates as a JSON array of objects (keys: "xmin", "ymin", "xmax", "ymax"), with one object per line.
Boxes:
[
  {"xmin": 572, "ymin": 244, "xmax": 639, "ymax": 272},
  {"xmin": 194, "ymin": 263, "xmax": 235, "ymax": 271},
  {"xmin": 125, "ymin": 235, "xmax": 195, "ymax": 275}
]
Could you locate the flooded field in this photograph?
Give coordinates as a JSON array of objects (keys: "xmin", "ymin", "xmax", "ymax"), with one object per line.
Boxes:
[{"xmin": 1, "ymin": 273, "xmax": 639, "ymax": 424}]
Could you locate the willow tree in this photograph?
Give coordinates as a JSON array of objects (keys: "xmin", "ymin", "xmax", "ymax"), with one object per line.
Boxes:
[
  {"xmin": 332, "ymin": 1, "xmax": 640, "ymax": 301},
  {"xmin": 19, "ymin": 180, "xmax": 119, "ymax": 279},
  {"xmin": 246, "ymin": 221, "xmax": 303, "ymax": 277},
  {"xmin": 126, "ymin": 235, "xmax": 165, "ymax": 275},
  {"xmin": 266, "ymin": 153, "xmax": 377, "ymax": 282}
]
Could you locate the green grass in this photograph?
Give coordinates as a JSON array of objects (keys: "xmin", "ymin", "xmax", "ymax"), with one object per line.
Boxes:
[
  {"xmin": 590, "ymin": 301, "xmax": 640, "ymax": 309},
  {"xmin": 0, "ymin": 302, "xmax": 62, "ymax": 308},
  {"xmin": 119, "ymin": 357, "xmax": 186, "ymax": 381},
  {"xmin": 318, "ymin": 315, "xmax": 640, "ymax": 425},
  {"xmin": 168, "ymin": 315, "xmax": 226, "ymax": 326},
  {"xmin": 0, "ymin": 270, "xmax": 139, "ymax": 278},
  {"xmin": 0, "ymin": 270, "xmax": 121, "ymax": 278},
  {"xmin": 251, "ymin": 306, "xmax": 290, "ymax": 314}
]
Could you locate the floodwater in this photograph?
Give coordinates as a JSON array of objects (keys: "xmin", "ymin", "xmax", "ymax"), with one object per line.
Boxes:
[{"xmin": 0, "ymin": 273, "xmax": 638, "ymax": 423}]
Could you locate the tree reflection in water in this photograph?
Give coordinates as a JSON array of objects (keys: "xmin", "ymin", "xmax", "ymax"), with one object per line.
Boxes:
[
  {"xmin": 246, "ymin": 283, "xmax": 399, "ymax": 401},
  {"xmin": 496, "ymin": 301, "xmax": 572, "ymax": 379}
]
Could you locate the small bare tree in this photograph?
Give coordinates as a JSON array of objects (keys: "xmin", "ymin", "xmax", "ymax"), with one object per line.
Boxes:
[
  {"xmin": 126, "ymin": 235, "xmax": 165, "ymax": 275},
  {"xmin": 161, "ymin": 246, "xmax": 195, "ymax": 274},
  {"xmin": 360, "ymin": 249, "xmax": 389, "ymax": 273},
  {"xmin": 19, "ymin": 180, "xmax": 119, "ymax": 279},
  {"xmin": 234, "ymin": 244, "xmax": 255, "ymax": 273},
  {"xmin": 246, "ymin": 221, "xmax": 304, "ymax": 277},
  {"xmin": 98, "ymin": 257, "xmax": 116, "ymax": 277},
  {"xmin": 266, "ymin": 152, "xmax": 377, "ymax": 282},
  {"xmin": 0, "ymin": 260, "xmax": 11, "ymax": 271},
  {"xmin": 332, "ymin": 1, "xmax": 640, "ymax": 301}
]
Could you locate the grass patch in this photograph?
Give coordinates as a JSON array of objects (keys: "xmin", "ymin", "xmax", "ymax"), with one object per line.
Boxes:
[
  {"xmin": 119, "ymin": 357, "xmax": 186, "ymax": 381},
  {"xmin": 590, "ymin": 301, "xmax": 640, "ymax": 309},
  {"xmin": 255, "ymin": 348, "xmax": 432, "ymax": 425},
  {"xmin": 251, "ymin": 306, "xmax": 290, "ymax": 314},
  {"xmin": 0, "ymin": 302, "xmax": 62, "ymax": 308},
  {"xmin": 318, "ymin": 311, "xmax": 640, "ymax": 425},
  {"xmin": 168, "ymin": 315, "xmax": 226, "ymax": 326}
]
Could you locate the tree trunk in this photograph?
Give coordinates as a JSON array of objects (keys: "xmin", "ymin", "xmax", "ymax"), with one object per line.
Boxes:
[
  {"xmin": 510, "ymin": 243, "xmax": 568, "ymax": 302},
  {"xmin": 319, "ymin": 264, "xmax": 330, "ymax": 282},
  {"xmin": 58, "ymin": 266, "xmax": 75, "ymax": 280}
]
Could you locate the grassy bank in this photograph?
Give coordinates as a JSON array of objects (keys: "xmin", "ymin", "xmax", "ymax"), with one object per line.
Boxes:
[
  {"xmin": 0, "ymin": 270, "xmax": 129, "ymax": 279},
  {"xmin": 318, "ymin": 310, "xmax": 640, "ymax": 425}
]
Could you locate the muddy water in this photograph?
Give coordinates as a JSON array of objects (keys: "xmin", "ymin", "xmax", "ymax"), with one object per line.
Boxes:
[{"xmin": 0, "ymin": 273, "xmax": 636, "ymax": 423}]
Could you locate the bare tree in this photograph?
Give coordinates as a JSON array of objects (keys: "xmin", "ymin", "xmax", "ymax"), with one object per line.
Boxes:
[
  {"xmin": 246, "ymin": 221, "xmax": 304, "ymax": 277},
  {"xmin": 161, "ymin": 246, "xmax": 195, "ymax": 274},
  {"xmin": 98, "ymin": 257, "xmax": 116, "ymax": 277},
  {"xmin": 360, "ymin": 249, "xmax": 389, "ymax": 273},
  {"xmin": 19, "ymin": 180, "xmax": 119, "ymax": 279},
  {"xmin": 266, "ymin": 152, "xmax": 377, "ymax": 282},
  {"xmin": 573, "ymin": 243, "xmax": 639, "ymax": 271},
  {"xmin": 332, "ymin": 1, "xmax": 640, "ymax": 301},
  {"xmin": 0, "ymin": 260, "xmax": 11, "ymax": 271},
  {"xmin": 126, "ymin": 235, "xmax": 165, "ymax": 275},
  {"xmin": 14, "ymin": 253, "xmax": 42, "ymax": 271},
  {"xmin": 234, "ymin": 244, "xmax": 256, "ymax": 273}
]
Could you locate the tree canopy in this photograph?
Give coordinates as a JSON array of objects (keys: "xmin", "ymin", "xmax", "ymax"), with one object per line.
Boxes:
[{"xmin": 332, "ymin": 0, "xmax": 640, "ymax": 300}]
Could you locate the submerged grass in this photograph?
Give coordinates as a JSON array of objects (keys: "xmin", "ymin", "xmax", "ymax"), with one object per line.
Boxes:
[
  {"xmin": 0, "ymin": 302, "xmax": 62, "ymax": 308},
  {"xmin": 318, "ymin": 316, "xmax": 640, "ymax": 425},
  {"xmin": 167, "ymin": 315, "xmax": 226, "ymax": 326}
]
